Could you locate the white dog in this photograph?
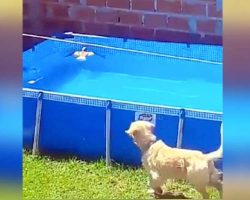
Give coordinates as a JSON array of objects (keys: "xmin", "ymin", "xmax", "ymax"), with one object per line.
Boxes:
[{"xmin": 125, "ymin": 120, "xmax": 223, "ymax": 199}]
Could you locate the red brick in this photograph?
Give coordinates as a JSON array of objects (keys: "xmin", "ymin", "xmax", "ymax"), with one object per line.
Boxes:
[
  {"xmin": 215, "ymin": 19, "xmax": 222, "ymax": 35},
  {"xmin": 198, "ymin": 0, "xmax": 216, "ymax": 2},
  {"xmin": 95, "ymin": 9, "xmax": 118, "ymax": 23},
  {"xmin": 107, "ymin": 0, "xmax": 130, "ymax": 9},
  {"xmin": 63, "ymin": 0, "xmax": 81, "ymax": 4},
  {"xmin": 62, "ymin": 20, "xmax": 85, "ymax": 33},
  {"xmin": 144, "ymin": 14, "xmax": 167, "ymax": 28},
  {"xmin": 38, "ymin": 3, "xmax": 48, "ymax": 17},
  {"xmin": 155, "ymin": 29, "xmax": 201, "ymax": 43},
  {"xmin": 41, "ymin": 19, "xmax": 66, "ymax": 35},
  {"xmin": 197, "ymin": 19, "xmax": 216, "ymax": 33},
  {"xmin": 198, "ymin": 0, "xmax": 217, "ymax": 5},
  {"xmin": 42, "ymin": 19, "xmax": 83, "ymax": 34},
  {"xmin": 41, "ymin": 0, "xmax": 59, "ymax": 2},
  {"xmin": 23, "ymin": 3, "xmax": 30, "ymax": 17},
  {"xmin": 182, "ymin": 1, "xmax": 206, "ymax": 16},
  {"xmin": 23, "ymin": 19, "xmax": 32, "ymax": 31},
  {"xmin": 118, "ymin": 11, "xmax": 142, "ymax": 26},
  {"xmin": 207, "ymin": 3, "xmax": 222, "ymax": 18},
  {"xmin": 108, "ymin": 24, "xmax": 130, "ymax": 38},
  {"xmin": 87, "ymin": 0, "xmax": 106, "ymax": 7},
  {"xmin": 85, "ymin": 22, "xmax": 109, "ymax": 36},
  {"xmin": 132, "ymin": 0, "xmax": 155, "ymax": 11},
  {"xmin": 157, "ymin": 0, "xmax": 181, "ymax": 13},
  {"xmin": 69, "ymin": 7, "xmax": 95, "ymax": 21},
  {"xmin": 48, "ymin": 4, "xmax": 70, "ymax": 18},
  {"xmin": 167, "ymin": 16, "xmax": 189, "ymax": 31},
  {"xmin": 130, "ymin": 26, "xmax": 155, "ymax": 40}
]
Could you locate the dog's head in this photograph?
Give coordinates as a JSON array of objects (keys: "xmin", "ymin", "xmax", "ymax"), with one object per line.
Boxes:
[{"xmin": 125, "ymin": 120, "xmax": 156, "ymax": 151}]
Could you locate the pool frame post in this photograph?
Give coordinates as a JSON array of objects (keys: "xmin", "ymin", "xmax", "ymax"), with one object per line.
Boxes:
[
  {"xmin": 32, "ymin": 91, "xmax": 43, "ymax": 155},
  {"xmin": 105, "ymin": 100, "xmax": 112, "ymax": 167},
  {"xmin": 177, "ymin": 108, "xmax": 185, "ymax": 148}
]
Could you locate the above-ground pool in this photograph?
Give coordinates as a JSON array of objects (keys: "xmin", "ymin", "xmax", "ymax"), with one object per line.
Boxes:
[{"xmin": 23, "ymin": 33, "xmax": 223, "ymax": 169}]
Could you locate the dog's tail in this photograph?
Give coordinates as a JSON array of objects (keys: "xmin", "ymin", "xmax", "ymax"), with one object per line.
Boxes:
[{"xmin": 205, "ymin": 123, "xmax": 223, "ymax": 161}]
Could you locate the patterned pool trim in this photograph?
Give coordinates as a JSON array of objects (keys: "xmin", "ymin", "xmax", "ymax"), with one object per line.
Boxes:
[{"xmin": 23, "ymin": 88, "xmax": 222, "ymax": 121}]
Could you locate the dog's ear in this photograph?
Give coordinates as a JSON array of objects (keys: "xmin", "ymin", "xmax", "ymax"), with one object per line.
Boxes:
[
  {"xmin": 125, "ymin": 129, "xmax": 135, "ymax": 136},
  {"xmin": 125, "ymin": 127, "xmax": 139, "ymax": 138}
]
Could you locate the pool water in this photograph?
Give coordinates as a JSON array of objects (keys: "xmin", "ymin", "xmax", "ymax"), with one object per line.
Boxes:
[{"xmin": 23, "ymin": 36, "xmax": 222, "ymax": 112}]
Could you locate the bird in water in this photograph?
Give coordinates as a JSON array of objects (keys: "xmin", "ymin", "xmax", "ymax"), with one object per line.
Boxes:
[{"xmin": 73, "ymin": 47, "xmax": 95, "ymax": 61}]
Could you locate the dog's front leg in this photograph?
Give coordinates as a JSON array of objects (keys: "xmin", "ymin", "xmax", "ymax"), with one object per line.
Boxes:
[
  {"xmin": 148, "ymin": 170, "xmax": 164, "ymax": 196},
  {"xmin": 209, "ymin": 171, "xmax": 223, "ymax": 198},
  {"xmin": 196, "ymin": 186, "xmax": 209, "ymax": 199},
  {"xmin": 209, "ymin": 179, "xmax": 223, "ymax": 198}
]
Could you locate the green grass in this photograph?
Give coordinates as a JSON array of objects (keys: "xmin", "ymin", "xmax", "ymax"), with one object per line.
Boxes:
[{"xmin": 23, "ymin": 151, "xmax": 220, "ymax": 199}]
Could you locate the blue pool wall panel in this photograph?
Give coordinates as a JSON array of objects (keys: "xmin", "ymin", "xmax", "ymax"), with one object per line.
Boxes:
[
  {"xmin": 182, "ymin": 118, "xmax": 221, "ymax": 153},
  {"xmin": 38, "ymin": 100, "xmax": 106, "ymax": 160},
  {"xmin": 23, "ymin": 97, "xmax": 37, "ymax": 149},
  {"xmin": 110, "ymin": 109, "xmax": 141, "ymax": 165}
]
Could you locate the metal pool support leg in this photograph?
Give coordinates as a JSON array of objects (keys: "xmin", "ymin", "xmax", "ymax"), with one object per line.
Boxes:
[
  {"xmin": 32, "ymin": 91, "xmax": 43, "ymax": 155},
  {"xmin": 177, "ymin": 109, "xmax": 185, "ymax": 148},
  {"xmin": 105, "ymin": 100, "xmax": 112, "ymax": 167}
]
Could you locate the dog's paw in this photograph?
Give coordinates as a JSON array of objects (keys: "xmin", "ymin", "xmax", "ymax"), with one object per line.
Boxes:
[
  {"xmin": 159, "ymin": 192, "xmax": 190, "ymax": 199},
  {"xmin": 147, "ymin": 188, "xmax": 154, "ymax": 194}
]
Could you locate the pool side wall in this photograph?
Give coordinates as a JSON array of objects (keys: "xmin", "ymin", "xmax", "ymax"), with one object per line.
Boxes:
[{"xmin": 23, "ymin": 89, "xmax": 222, "ymax": 167}]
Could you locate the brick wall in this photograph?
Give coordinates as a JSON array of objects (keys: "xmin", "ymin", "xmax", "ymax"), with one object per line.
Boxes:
[{"xmin": 23, "ymin": 0, "xmax": 222, "ymax": 47}]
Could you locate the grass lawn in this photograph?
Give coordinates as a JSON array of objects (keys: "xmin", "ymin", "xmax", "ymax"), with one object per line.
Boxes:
[{"xmin": 23, "ymin": 151, "xmax": 220, "ymax": 199}]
